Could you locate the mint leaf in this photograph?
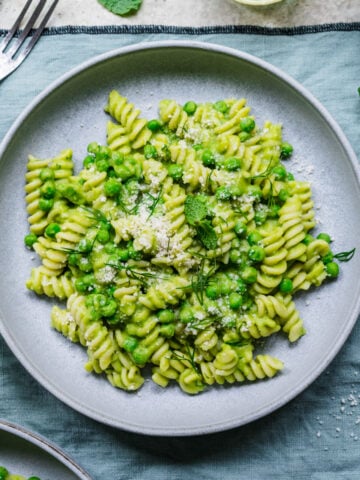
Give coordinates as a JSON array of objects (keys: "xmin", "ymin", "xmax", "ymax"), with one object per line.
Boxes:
[
  {"xmin": 196, "ymin": 221, "xmax": 218, "ymax": 250},
  {"xmin": 98, "ymin": 0, "xmax": 143, "ymax": 16},
  {"xmin": 184, "ymin": 195, "xmax": 208, "ymax": 226}
]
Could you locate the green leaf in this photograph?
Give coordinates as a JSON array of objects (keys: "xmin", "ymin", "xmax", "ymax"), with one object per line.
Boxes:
[
  {"xmin": 184, "ymin": 195, "xmax": 208, "ymax": 226},
  {"xmin": 98, "ymin": 0, "xmax": 143, "ymax": 16},
  {"xmin": 333, "ymin": 248, "xmax": 356, "ymax": 262},
  {"xmin": 196, "ymin": 220, "xmax": 218, "ymax": 250}
]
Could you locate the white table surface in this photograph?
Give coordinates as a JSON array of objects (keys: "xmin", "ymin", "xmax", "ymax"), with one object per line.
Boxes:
[{"xmin": 0, "ymin": 0, "xmax": 359, "ymax": 29}]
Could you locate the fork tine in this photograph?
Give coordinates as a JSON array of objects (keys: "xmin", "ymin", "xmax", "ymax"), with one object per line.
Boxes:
[
  {"xmin": 0, "ymin": 0, "xmax": 34, "ymax": 52},
  {"xmin": 15, "ymin": 0, "xmax": 59, "ymax": 65},
  {"xmin": 5, "ymin": 0, "xmax": 48, "ymax": 59}
]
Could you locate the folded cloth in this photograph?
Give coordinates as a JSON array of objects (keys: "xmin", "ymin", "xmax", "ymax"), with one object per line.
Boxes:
[{"xmin": 0, "ymin": 25, "xmax": 360, "ymax": 480}]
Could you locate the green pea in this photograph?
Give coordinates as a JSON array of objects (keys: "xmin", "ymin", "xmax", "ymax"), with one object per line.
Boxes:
[
  {"xmin": 75, "ymin": 278, "xmax": 87, "ymax": 293},
  {"xmin": 183, "ymin": 101, "xmax": 197, "ymax": 115},
  {"xmin": 254, "ymin": 209, "xmax": 267, "ymax": 225},
  {"xmin": 39, "ymin": 168, "xmax": 54, "ymax": 182},
  {"xmin": 83, "ymin": 155, "xmax": 95, "ymax": 168},
  {"xmin": 83, "ymin": 274, "xmax": 95, "ymax": 287},
  {"xmin": 160, "ymin": 323, "xmax": 175, "ymax": 338},
  {"xmin": 68, "ymin": 253, "xmax": 79, "ymax": 266},
  {"xmin": 279, "ymin": 278, "xmax": 293, "ymax": 293},
  {"xmin": 229, "ymin": 184, "xmax": 244, "ymax": 197},
  {"xmin": 234, "ymin": 221, "xmax": 247, "ymax": 237},
  {"xmin": 213, "ymin": 100, "xmax": 228, "ymax": 113},
  {"xmin": 229, "ymin": 292, "xmax": 243, "ymax": 309},
  {"xmin": 28, "ymin": 476, "xmax": 42, "ymax": 480},
  {"xmin": 98, "ymin": 146, "xmax": 111, "ymax": 159},
  {"xmin": 57, "ymin": 183, "xmax": 83, "ymax": 205},
  {"xmin": 278, "ymin": 188, "xmax": 289, "ymax": 202},
  {"xmin": 147, "ymin": 119, "xmax": 162, "ymax": 132},
  {"xmin": 179, "ymin": 306, "xmax": 194, "ymax": 323},
  {"xmin": 239, "ymin": 117, "xmax": 255, "ymax": 133},
  {"xmin": 167, "ymin": 164, "xmax": 183, "ymax": 181},
  {"xmin": 280, "ymin": 142, "xmax": 293, "ymax": 159},
  {"xmin": 239, "ymin": 131, "xmax": 251, "ymax": 142},
  {"xmin": 272, "ymin": 165, "xmax": 287, "ymax": 181},
  {"xmin": 247, "ymin": 185, "xmax": 262, "ymax": 201},
  {"xmin": 123, "ymin": 336, "xmax": 138, "ymax": 353},
  {"xmin": 302, "ymin": 234, "xmax": 314, "ymax": 245},
  {"xmin": 75, "ymin": 274, "xmax": 95, "ymax": 293},
  {"xmin": 24, "ymin": 233, "xmax": 38, "ymax": 248},
  {"xmin": 248, "ymin": 245, "xmax": 265, "ymax": 262},
  {"xmin": 45, "ymin": 222, "xmax": 61, "ymax": 238},
  {"xmin": 95, "ymin": 158, "xmax": 109, "ymax": 172},
  {"xmin": 104, "ymin": 178, "xmax": 121, "ymax": 197},
  {"xmin": 229, "ymin": 249, "xmax": 242, "ymax": 264},
  {"xmin": 104, "ymin": 243, "xmax": 116, "ymax": 254},
  {"xmin": 132, "ymin": 345, "xmax": 150, "ymax": 365},
  {"xmin": 158, "ymin": 309, "xmax": 175, "ymax": 323},
  {"xmin": 114, "ymin": 165, "xmax": 132, "ymax": 180},
  {"xmin": 97, "ymin": 228, "xmax": 110, "ymax": 244},
  {"xmin": 101, "ymin": 299, "xmax": 118, "ymax": 317},
  {"xmin": 39, "ymin": 198, "xmax": 54, "ymax": 212},
  {"xmin": 322, "ymin": 251, "xmax": 334, "ymax": 264},
  {"xmin": 117, "ymin": 248, "xmax": 130, "ymax": 261},
  {"xmin": 87, "ymin": 142, "xmax": 100, "ymax": 154},
  {"xmin": 78, "ymin": 238, "xmax": 93, "ymax": 253},
  {"xmin": 111, "ymin": 152, "xmax": 124, "ymax": 165},
  {"xmin": 236, "ymin": 278, "xmax": 247, "ymax": 294},
  {"xmin": 216, "ymin": 186, "xmax": 231, "ymax": 201},
  {"xmin": 241, "ymin": 266, "xmax": 258, "ymax": 284},
  {"xmin": 205, "ymin": 284, "xmax": 220, "ymax": 300},
  {"xmin": 317, "ymin": 232, "xmax": 332, "ymax": 243},
  {"xmin": 144, "ymin": 144, "xmax": 158, "ymax": 159},
  {"xmin": 78, "ymin": 257, "xmax": 93, "ymax": 273},
  {"xmin": 247, "ymin": 231, "xmax": 263, "ymax": 246},
  {"xmin": 224, "ymin": 157, "xmax": 241, "ymax": 171},
  {"xmin": 325, "ymin": 261, "xmax": 339, "ymax": 278},
  {"xmin": 220, "ymin": 278, "xmax": 232, "ymax": 295},
  {"xmin": 201, "ymin": 149, "xmax": 216, "ymax": 168}
]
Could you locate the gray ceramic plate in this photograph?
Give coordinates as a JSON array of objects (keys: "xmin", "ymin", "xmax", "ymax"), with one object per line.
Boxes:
[
  {"xmin": 0, "ymin": 41, "xmax": 359, "ymax": 436},
  {"xmin": 0, "ymin": 420, "xmax": 91, "ymax": 479}
]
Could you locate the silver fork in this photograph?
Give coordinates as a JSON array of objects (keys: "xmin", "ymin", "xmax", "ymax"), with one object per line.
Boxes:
[{"xmin": 0, "ymin": 0, "xmax": 59, "ymax": 82}]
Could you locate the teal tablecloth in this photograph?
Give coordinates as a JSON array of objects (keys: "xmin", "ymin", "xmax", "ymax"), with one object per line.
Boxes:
[{"xmin": 1, "ymin": 24, "xmax": 360, "ymax": 479}]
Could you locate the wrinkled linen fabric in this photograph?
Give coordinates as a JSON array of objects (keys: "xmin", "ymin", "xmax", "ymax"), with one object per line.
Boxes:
[{"xmin": 0, "ymin": 26, "xmax": 360, "ymax": 480}]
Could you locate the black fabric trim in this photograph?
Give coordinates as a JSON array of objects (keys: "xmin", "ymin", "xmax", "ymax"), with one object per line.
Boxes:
[{"xmin": 1, "ymin": 23, "xmax": 360, "ymax": 37}]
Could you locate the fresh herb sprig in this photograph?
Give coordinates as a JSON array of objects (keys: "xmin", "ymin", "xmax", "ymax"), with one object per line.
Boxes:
[
  {"xmin": 187, "ymin": 259, "xmax": 217, "ymax": 304},
  {"xmin": 184, "ymin": 195, "xmax": 218, "ymax": 250},
  {"xmin": 146, "ymin": 187, "xmax": 163, "ymax": 220},
  {"xmin": 107, "ymin": 261, "xmax": 161, "ymax": 288},
  {"xmin": 98, "ymin": 0, "xmax": 143, "ymax": 16}
]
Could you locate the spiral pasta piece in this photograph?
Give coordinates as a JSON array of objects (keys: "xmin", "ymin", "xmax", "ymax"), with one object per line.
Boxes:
[
  {"xmin": 26, "ymin": 268, "xmax": 74, "ymax": 299},
  {"xmin": 105, "ymin": 90, "xmax": 152, "ymax": 149},
  {"xmin": 51, "ymin": 306, "xmax": 79, "ymax": 343},
  {"xmin": 275, "ymin": 292, "xmax": 305, "ymax": 342},
  {"xmin": 279, "ymin": 195, "xmax": 307, "ymax": 261},
  {"xmin": 139, "ymin": 276, "xmax": 189, "ymax": 310},
  {"xmin": 237, "ymin": 354, "xmax": 284, "ymax": 381}
]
